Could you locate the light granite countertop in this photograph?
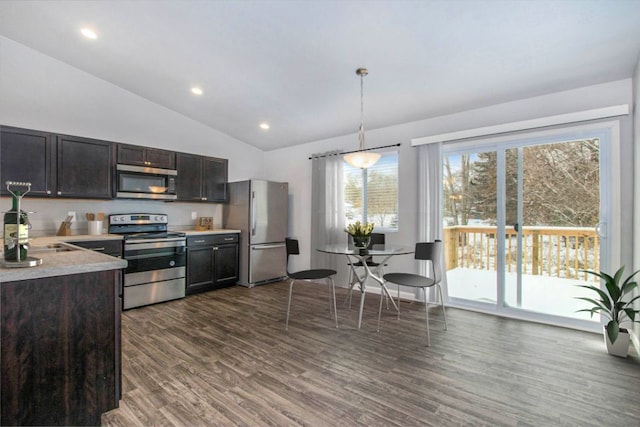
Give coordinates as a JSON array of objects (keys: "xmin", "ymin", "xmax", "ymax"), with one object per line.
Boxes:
[
  {"xmin": 180, "ymin": 229, "xmax": 240, "ymax": 236},
  {"xmin": 1, "ymin": 229, "xmax": 239, "ymax": 282},
  {"xmin": 1, "ymin": 242, "xmax": 127, "ymax": 282}
]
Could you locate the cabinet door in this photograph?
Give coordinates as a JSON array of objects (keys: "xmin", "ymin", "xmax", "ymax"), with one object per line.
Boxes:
[
  {"xmin": 57, "ymin": 135, "xmax": 114, "ymax": 199},
  {"xmin": 202, "ymin": 157, "xmax": 228, "ymax": 202},
  {"xmin": 176, "ymin": 153, "xmax": 203, "ymax": 201},
  {"xmin": 145, "ymin": 148, "xmax": 175, "ymax": 169},
  {"xmin": 186, "ymin": 246, "xmax": 215, "ymax": 293},
  {"xmin": 116, "ymin": 144, "xmax": 146, "ymax": 167},
  {"xmin": 1, "ymin": 270, "xmax": 118, "ymax": 426},
  {"xmin": 215, "ymin": 243, "xmax": 239, "ymax": 284},
  {"xmin": 0, "ymin": 126, "xmax": 56, "ymax": 197}
]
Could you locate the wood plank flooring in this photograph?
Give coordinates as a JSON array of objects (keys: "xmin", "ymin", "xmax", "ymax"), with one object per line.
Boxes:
[{"xmin": 102, "ymin": 281, "xmax": 640, "ymax": 426}]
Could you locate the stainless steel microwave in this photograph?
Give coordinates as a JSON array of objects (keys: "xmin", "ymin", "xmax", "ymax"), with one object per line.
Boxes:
[{"xmin": 116, "ymin": 164, "xmax": 177, "ymax": 200}]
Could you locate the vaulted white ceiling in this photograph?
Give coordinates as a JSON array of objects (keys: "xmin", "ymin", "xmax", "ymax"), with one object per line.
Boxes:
[{"xmin": 1, "ymin": 0, "xmax": 639, "ymax": 151}]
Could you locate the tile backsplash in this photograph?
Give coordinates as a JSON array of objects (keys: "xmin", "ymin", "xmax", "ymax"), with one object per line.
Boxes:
[{"xmin": 0, "ymin": 197, "xmax": 222, "ymax": 237}]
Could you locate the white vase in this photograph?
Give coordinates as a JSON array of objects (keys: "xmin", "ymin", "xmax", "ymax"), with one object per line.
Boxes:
[{"xmin": 603, "ymin": 326, "xmax": 630, "ymax": 357}]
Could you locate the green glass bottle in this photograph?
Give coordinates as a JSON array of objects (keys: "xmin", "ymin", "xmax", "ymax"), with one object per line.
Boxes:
[{"xmin": 3, "ymin": 191, "xmax": 28, "ymax": 261}]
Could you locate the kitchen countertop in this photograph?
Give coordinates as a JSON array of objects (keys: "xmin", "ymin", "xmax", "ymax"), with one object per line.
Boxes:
[
  {"xmin": 0, "ymin": 242, "xmax": 127, "ymax": 282},
  {"xmin": 0, "ymin": 229, "xmax": 240, "ymax": 282},
  {"xmin": 181, "ymin": 229, "xmax": 240, "ymax": 236}
]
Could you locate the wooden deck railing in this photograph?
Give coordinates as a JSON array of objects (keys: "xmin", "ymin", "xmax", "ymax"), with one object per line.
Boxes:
[{"xmin": 443, "ymin": 226, "xmax": 599, "ymax": 281}]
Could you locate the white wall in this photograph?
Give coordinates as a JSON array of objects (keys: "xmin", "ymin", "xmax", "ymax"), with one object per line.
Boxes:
[
  {"xmin": 266, "ymin": 79, "xmax": 635, "ymax": 291},
  {"xmin": 0, "ymin": 36, "xmax": 268, "ymax": 233}
]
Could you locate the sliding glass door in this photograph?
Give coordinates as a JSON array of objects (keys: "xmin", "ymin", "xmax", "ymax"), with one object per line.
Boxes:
[{"xmin": 443, "ymin": 124, "xmax": 616, "ymax": 329}]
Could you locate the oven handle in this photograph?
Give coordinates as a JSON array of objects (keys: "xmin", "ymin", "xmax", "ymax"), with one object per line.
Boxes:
[
  {"xmin": 124, "ymin": 251, "xmax": 180, "ymax": 261},
  {"xmin": 125, "ymin": 239, "xmax": 186, "ymax": 251}
]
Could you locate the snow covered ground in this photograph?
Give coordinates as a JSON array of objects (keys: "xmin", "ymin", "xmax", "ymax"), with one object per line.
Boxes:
[{"xmin": 447, "ymin": 267, "xmax": 601, "ymax": 321}]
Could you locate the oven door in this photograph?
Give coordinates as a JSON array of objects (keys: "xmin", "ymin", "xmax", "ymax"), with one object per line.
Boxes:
[
  {"xmin": 123, "ymin": 239, "xmax": 186, "ymax": 309},
  {"xmin": 124, "ymin": 239, "xmax": 186, "ymax": 274},
  {"xmin": 116, "ymin": 164, "xmax": 177, "ymax": 200}
]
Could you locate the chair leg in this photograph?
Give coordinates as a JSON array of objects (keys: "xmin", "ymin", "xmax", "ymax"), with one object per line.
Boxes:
[
  {"xmin": 423, "ymin": 287, "xmax": 431, "ymax": 347},
  {"xmin": 377, "ymin": 283, "xmax": 385, "ymax": 332},
  {"xmin": 329, "ymin": 277, "xmax": 338, "ymax": 328},
  {"xmin": 345, "ymin": 272, "xmax": 357, "ymax": 308},
  {"xmin": 438, "ymin": 284, "xmax": 448, "ymax": 331},
  {"xmin": 397, "ymin": 284, "xmax": 401, "ymax": 319},
  {"xmin": 285, "ymin": 279, "xmax": 295, "ymax": 331}
]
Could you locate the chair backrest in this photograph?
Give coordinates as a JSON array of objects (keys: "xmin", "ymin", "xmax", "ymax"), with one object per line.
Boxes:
[
  {"xmin": 368, "ymin": 233, "xmax": 385, "ymax": 248},
  {"xmin": 415, "ymin": 240, "xmax": 443, "ymax": 283},
  {"xmin": 285, "ymin": 238, "xmax": 299, "ymax": 275},
  {"xmin": 285, "ymin": 237, "xmax": 300, "ymax": 256}
]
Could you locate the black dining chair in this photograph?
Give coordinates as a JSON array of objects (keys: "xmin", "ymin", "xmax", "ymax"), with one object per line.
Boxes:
[
  {"xmin": 377, "ymin": 240, "xmax": 447, "ymax": 346},
  {"xmin": 285, "ymin": 238, "xmax": 338, "ymax": 330}
]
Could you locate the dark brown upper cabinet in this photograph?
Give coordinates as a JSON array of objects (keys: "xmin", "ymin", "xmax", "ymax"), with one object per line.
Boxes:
[
  {"xmin": 1, "ymin": 126, "xmax": 56, "ymax": 197},
  {"xmin": 117, "ymin": 144, "xmax": 175, "ymax": 170},
  {"xmin": 176, "ymin": 153, "xmax": 228, "ymax": 203},
  {"xmin": 56, "ymin": 134, "xmax": 114, "ymax": 199},
  {"xmin": 1, "ymin": 126, "xmax": 114, "ymax": 199}
]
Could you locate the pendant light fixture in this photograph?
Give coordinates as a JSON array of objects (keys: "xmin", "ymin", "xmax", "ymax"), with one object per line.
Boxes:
[{"xmin": 343, "ymin": 68, "xmax": 381, "ymax": 169}]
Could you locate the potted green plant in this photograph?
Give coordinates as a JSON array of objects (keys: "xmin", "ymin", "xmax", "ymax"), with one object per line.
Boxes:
[
  {"xmin": 576, "ymin": 266, "xmax": 640, "ymax": 357},
  {"xmin": 346, "ymin": 221, "xmax": 375, "ymax": 249}
]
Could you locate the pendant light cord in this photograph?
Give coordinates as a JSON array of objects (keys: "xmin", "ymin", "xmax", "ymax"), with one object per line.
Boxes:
[{"xmin": 358, "ymin": 71, "xmax": 365, "ymax": 151}]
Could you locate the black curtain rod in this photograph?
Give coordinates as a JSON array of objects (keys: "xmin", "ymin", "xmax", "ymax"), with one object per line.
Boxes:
[{"xmin": 308, "ymin": 143, "xmax": 401, "ymax": 160}]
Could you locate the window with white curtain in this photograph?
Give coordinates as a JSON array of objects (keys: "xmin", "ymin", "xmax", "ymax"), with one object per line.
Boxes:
[{"xmin": 343, "ymin": 150, "xmax": 398, "ymax": 231}]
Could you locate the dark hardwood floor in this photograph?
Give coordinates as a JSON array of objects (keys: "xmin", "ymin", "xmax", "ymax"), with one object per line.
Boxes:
[{"xmin": 102, "ymin": 281, "xmax": 640, "ymax": 426}]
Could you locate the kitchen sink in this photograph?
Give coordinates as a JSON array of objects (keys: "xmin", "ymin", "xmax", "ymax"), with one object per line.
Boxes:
[{"xmin": 28, "ymin": 243, "xmax": 81, "ymax": 253}]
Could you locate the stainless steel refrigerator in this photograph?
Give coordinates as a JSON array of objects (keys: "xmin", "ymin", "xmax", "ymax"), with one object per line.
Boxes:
[{"xmin": 223, "ymin": 180, "xmax": 288, "ymax": 287}]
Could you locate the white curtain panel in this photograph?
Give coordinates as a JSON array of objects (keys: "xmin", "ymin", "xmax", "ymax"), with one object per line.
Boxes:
[
  {"xmin": 310, "ymin": 151, "xmax": 345, "ymax": 270},
  {"xmin": 418, "ymin": 143, "xmax": 449, "ymax": 302}
]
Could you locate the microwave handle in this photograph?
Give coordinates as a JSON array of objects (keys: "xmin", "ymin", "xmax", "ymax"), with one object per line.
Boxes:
[{"xmin": 116, "ymin": 164, "xmax": 177, "ymax": 176}]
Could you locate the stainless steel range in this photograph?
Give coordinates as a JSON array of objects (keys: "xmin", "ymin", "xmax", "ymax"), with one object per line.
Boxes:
[{"xmin": 109, "ymin": 213, "xmax": 186, "ymax": 310}]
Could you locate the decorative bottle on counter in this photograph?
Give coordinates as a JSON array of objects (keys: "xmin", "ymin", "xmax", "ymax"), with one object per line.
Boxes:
[{"xmin": 3, "ymin": 191, "xmax": 28, "ymax": 261}]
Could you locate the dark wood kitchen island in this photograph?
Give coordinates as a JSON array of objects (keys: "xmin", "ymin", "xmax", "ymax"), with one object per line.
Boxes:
[{"xmin": 1, "ymin": 243, "xmax": 126, "ymax": 426}]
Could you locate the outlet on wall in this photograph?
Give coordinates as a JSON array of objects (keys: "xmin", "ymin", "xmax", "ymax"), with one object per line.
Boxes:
[
  {"xmin": 191, "ymin": 211, "xmax": 197, "ymax": 220},
  {"xmin": 67, "ymin": 211, "xmax": 76, "ymax": 222}
]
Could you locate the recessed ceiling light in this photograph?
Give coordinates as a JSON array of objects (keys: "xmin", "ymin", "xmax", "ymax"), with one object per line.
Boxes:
[
  {"xmin": 80, "ymin": 28, "xmax": 98, "ymax": 40},
  {"xmin": 259, "ymin": 123, "xmax": 270, "ymax": 130},
  {"xmin": 191, "ymin": 87, "xmax": 203, "ymax": 95}
]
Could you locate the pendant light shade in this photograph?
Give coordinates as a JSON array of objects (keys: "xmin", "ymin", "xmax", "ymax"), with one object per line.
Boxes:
[
  {"xmin": 343, "ymin": 151, "xmax": 381, "ymax": 169},
  {"xmin": 344, "ymin": 68, "xmax": 380, "ymax": 169}
]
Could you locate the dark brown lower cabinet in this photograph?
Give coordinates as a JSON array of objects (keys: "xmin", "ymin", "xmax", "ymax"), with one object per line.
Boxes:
[
  {"xmin": 186, "ymin": 234, "xmax": 239, "ymax": 294},
  {"xmin": 1, "ymin": 269, "xmax": 121, "ymax": 426}
]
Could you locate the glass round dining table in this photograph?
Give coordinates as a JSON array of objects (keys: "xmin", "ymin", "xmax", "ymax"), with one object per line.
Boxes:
[{"xmin": 317, "ymin": 244, "xmax": 414, "ymax": 329}]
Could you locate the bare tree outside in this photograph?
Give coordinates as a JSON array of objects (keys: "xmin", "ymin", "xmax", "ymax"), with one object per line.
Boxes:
[
  {"xmin": 443, "ymin": 139, "xmax": 599, "ymax": 227},
  {"xmin": 344, "ymin": 153, "xmax": 398, "ymax": 229}
]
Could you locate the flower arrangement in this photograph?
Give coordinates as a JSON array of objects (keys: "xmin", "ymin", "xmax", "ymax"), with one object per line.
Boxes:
[
  {"xmin": 346, "ymin": 221, "xmax": 375, "ymax": 248},
  {"xmin": 346, "ymin": 221, "xmax": 375, "ymax": 237}
]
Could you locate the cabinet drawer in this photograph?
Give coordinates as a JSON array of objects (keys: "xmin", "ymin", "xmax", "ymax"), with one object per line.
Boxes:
[
  {"xmin": 187, "ymin": 234, "xmax": 238, "ymax": 247},
  {"xmin": 70, "ymin": 239, "xmax": 123, "ymax": 257}
]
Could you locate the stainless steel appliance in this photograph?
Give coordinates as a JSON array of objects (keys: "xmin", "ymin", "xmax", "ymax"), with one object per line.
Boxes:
[
  {"xmin": 116, "ymin": 164, "xmax": 177, "ymax": 200},
  {"xmin": 223, "ymin": 180, "xmax": 288, "ymax": 287},
  {"xmin": 108, "ymin": 213, "xmax": 186, "ymax": 309}
]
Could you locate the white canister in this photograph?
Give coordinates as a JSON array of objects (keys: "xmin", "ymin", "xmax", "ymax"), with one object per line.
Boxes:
[{"xmin": 87, "ymin": 220, "xmax": 103, "ymax": 235}]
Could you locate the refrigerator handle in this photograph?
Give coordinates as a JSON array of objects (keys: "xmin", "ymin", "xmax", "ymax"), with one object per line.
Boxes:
[
  {"xmin": 252, "ymin": 243, "xmax": 286, "ymax": 250},
  {"xmin": 251, "ymin": 191, "xmax": 257, "ymax": 236}
]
